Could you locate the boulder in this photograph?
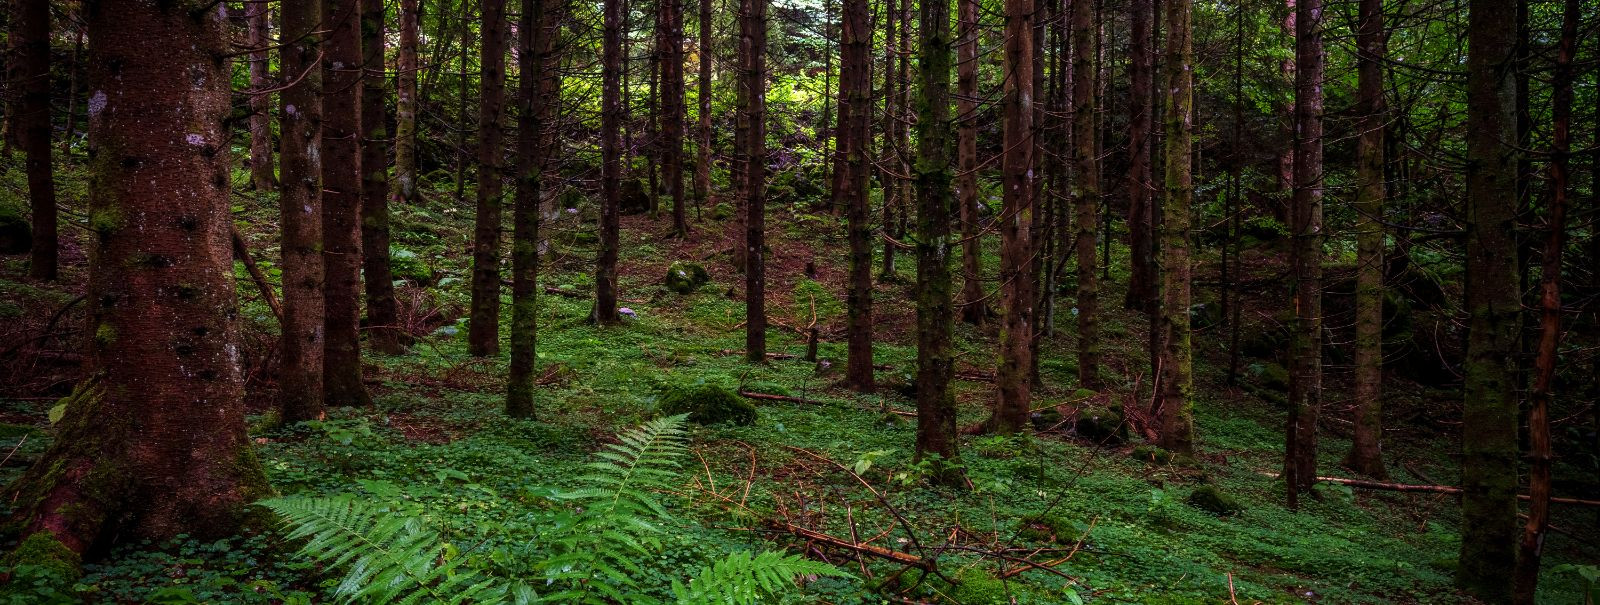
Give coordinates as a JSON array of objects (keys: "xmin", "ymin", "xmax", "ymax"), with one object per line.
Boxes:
[
  {"xmin": 657, "ymin": 382, "xmax": 756, "ymax": 426},
  {"xmin": 1074, "ymin": 403, "xmax": 1126, "ymax": 444},
  {"xmin": 664, "ymin": 262, "xmax": 710, "ymax": 294},
  {"xmin": 619, "ymin": 179, "xmax": 651, "ymax": 215},
  {"xmin": 1186, "ymin": 485, "xmax": 1242, "ymax": 515}
]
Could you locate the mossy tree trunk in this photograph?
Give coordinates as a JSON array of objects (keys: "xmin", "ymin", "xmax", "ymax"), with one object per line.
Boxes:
[
  {"xmin": 246, "ymin": 4, "xmax": 276, "ymax": 192},
  {"xmin": 877, "ymin": 0, "xmax": 900, "ymax": 282},
  {"xmin": 742, "ymin": 0, "xmax": 768, "ymax": 363},
  {"xmin": 984, "ymin": 0, "xmax": 1034, "ymax": 434},
  {"xmin": 323, "ymin": 0, "xmax": 373, "ymax": 407},
  {"xmin": 1343, "ymin": 0, "xmax": 1386, "ymax": 479},
  {"xmin": 19, "ymin": 0, "xmax": 55, "ymax": 281},
  {"xmin": 1156, "ymin": 0, "xmax": 1195, "ymax": 457},
  {"xmin": 843, "ymin": 0, "xmax": 875, "ymax": 392},
  {"xmin": 2, "ymin": 0, "xmax": 270, "ymax": 562},
  {"xmin": 913, "ymin": 0, "xmax": 962, "ymax": 485},
  {"xmin": 1457, "ymin": 0, "xmax": 1521, "ymax": 598},
  {"xmin": 361, "ymin": 0, "xmax": 407, "ymax": 356},
  {"xmin": 1124, "ymin": 0, "xmax": 1154, "ymax": 315},
  {"xmin": 1071, "ymin": 0, "xmax": 1099, "ymax": 390},
  {"xmin": 469, "ymin": 0, "xmax": 509, "ymax": 355},
  {"xmin": 278, "ymin": 0, "xmax": 327, "ymax": 424},
  {"xmin": 392, "ymin": 0, "xmax": 419, "ymax": 247},
  {"xmin": 955, "ymin": 0, "xmax": 986, "ymax": 325},
  {"xmin": 509, "ymin": 0, "xmax": 552, "ymax": 419},
  {"xmin": 597, "ymin": 0, "xmax": 623, "ymax": 324},
  {"xmin": 1283, "ymin": 0, "xmax": 1323, "ymax": 505},
  {"xmin": 659, "ymin": 0, "xmax": 688, "ymax": 237},
  {"xmin": 695, "ymin": 0, "xmax": 713, "ymax": 208}
]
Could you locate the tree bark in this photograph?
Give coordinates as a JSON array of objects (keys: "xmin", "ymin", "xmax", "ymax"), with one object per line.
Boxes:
[
  {"xmin": 742, "ymin": 0, "xmax": 768, "ymax": 363},
  {"xmin": 1124, "ymin": 0, "xmax": 1153, "ymax": 313},
  {"xmin": 843, "ymin": 0, "xmax": 875, "ymax": 392},
  {"xmin": 18, "ymin": 0, "xmax": 55, "ymax": 281},
  {"xmin": 1458, "ymin": 0, "xmax": 1521, "ymax": 598},
  {"xmin": 469, "ymin": 0, "xmax": 509, "ymax": 355},
  {"xmin": 955, "ymin": 0, "xmax": 985, "ymax": 325},
  {"xmin": 696, "ymin": 0, "xmax": 714, "ymax": 209},
  {"xmin": 1, "ymin": 0, "xmax": 270, "ymax": 562},
  {"xmin": 1342, "ymin": 0, "xmax": 1386, "ymax": 479},
  {"xmin": 247, "ymin": 4, "xmax": 276, "ymax": 191},
  {"xmin": 983, "ymin": 0, "xmax": 1034, "ymax": 434},
  {"xmin": 913, "ymin": 0, "xmax": 962, "ymax": 485},
  {"xmin": 509, "ymin": 0, "xmax": 551, "ymax": 419},
  {"xmin": 322, "ymin": 0, "xmax": 372, "ymax": 407},
  {"xmin": 361, "ymin": 0, "xmax": 405, "ymax": 356},
  {"xmin": 1071, "ymin": 0, "xmax": 1099, "ymax": 389},
  {"xmin": 393, "ymin": 0, "xmax": 420, "ymax": 242},
  {"xmin": 1284, "ymin": 0, "xmax": 1323, "ymax": 505},
  {"xmin": 597, "ymin": 0, "xmax": 623, "ymax": 324},
  {"xmin": 659, "ymin": 0, "xmax": 688, "ymax": 236},
  {"xmin": 1156, "ymin": 0, "xmax": 1194, "ymax": 457},
  {"xmin": 279, "ymin": 0, "xmax": 327, "ymax": 423}
]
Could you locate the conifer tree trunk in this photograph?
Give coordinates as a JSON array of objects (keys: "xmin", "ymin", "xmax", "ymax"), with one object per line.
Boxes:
[
  {"xmin": 597, "ymin": 0, "xmax": 623, "ymax": 324},
  {"xmin": 1343, "ymin": 0, "xmax": 1386, "ymax": 478},
  {"xmin": 1156, "ymin": 0, "xmax": 1195, "ymax": 457},
  {"xmin": 247, "ymin": 4, "xmax": 276, "ymax": 191},
  {"xmin": 362, "ymin": 0, "xmax": 406, "ymax": 356},
  {"xmin": 843, "ymin": 0, "xmax": 875, "ymax": 392},
  {"xmin": 279, "ymin": 0, "xmax": 327, "ymax": 423},
  {"xmin": 1511, "ymin": 0, "xmax": 1577, "ymax": 600},
  {"xmin": 742, "ymin": 0, "xmax": 768, "ymax": 362},
  {"xmin": 955, "ymin": 0, "xmax": 985, "ymax": 325},
  {"xmin": 1457, "ymin": 0, "xmax": 1520, "ymax": 597},
  {"xmin": 878, "ymin": 0, "xmax": 900, "ymax": 281},
  {"xmin": 469, "ymin": 0, "xmax": 509, "ymax": 355},
  {"xmin": 913, "ymin": 0, "xmax": 961, "ymax": 484},
  {"xmin": 730, "ymin": 0, "xmax": 749, "ymax": 274},
  {"xmin": 394, "ymin": 0, "xmax": 420, "ymax": 221},
  {"xmin": 660, "ymin": 0, "xmax": 688, "ymax": 236},
  {"xmin": 1124, "ymin": 0, "xmax": 1153, "ymax": 313},
  {"xmin": 1283, "ymin": 0, "xmax": 1323, "ymax": 504},
  {"xmin": 18, "ymin": 0, "xmax": 56, "ymax": 281},
  {"xmin": 1, "ymin": 0, "xmax": 270, "ymax": 561},
  {"xmin": 323, "ymin": 0, "xmax": 372, "ymax": 407},
  {"xmin": 509, "ymin": 0, "xmax": 550, "ymax": 418},
  {"xmin": 1071, "ymin": 0, "xmax": 1099, "ymax": 389},
  {"xmin": 984, "ymin": 0, "xmax": 1034, "ymax": 434},
  {"xmin": 695, "ymin": 0, "xmax": 713, "ymax": 207}
]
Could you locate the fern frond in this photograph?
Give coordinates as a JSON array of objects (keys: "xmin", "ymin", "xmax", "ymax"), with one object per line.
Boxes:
[
  {"xmin": 575, "ymin": 414, "xmax": 690, "ymax": 517},
  {"xmin": 672, "ymin": 550, "xmax": 849, "ymax": 605},
  {"xmin": 259, "ymin": 495, "xmax": 517, "ymax": 604}
]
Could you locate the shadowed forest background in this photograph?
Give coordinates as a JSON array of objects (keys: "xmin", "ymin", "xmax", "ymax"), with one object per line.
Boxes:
[{"xmin": 0, "ymin": 0, "xmax": 1598, "ymax": 602}]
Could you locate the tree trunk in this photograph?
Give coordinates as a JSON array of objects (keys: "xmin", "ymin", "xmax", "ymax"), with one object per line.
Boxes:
[
  {"xmin": 955, "ymin": 0, "xmax": 985, "ymax": 325},
  {"xmin": 983, "ymin": 0, "xmax": 1034, "ymax": 434},
  {"xmin": 843, "ymin": 0, "xmax": 875, "ymax": 392},
  {"xmin": 1511, "ymin": 0, "xmax": 1577, "ymax": 600},
  {"xmin": 393, "ymin": 0, "xmax": 420, "ymax": 240},
  {"xmin": 247, "ymin": 4, "xmax": 276, "ymax": 191},
  {"xmin": 696, "ymin": 0, "xmax": 714, "ymax": 209},
  {"xmin": 1071, "ymin": 0, "xmax": 1099, "ymax": 389},
  {"xmin": 730, "ymin": 0, "xmax": 749, "ymax": 274},
  {"xmin": 1124, "ymin": 0, "xmax": 1153, "ymax": 313},
  {"xmin": 878, "ymin": 0, "xmax": 899, "ymax": 282},
  {"xmin": 362, "ymin": 0, "xmax": 405, "ymax": 356},
  {"xmin": 1, "ymin": 0, "xmax": 270, "ymax": 563},
  {"xmin": 509, "ymin": 0, "xmax": 551, "ymax": 419},
  {"xmin": 742, "ymin": 0, "xmax": 768, "ymax": 363},
  {"xmin": 323, "ymin": 0, "xmax": 373, "ymax": 407},
  {"xmin": 597, "ymin": 0, "xmax": 623, "ymax": 324},
  {"xmin": 1458, "ymin": 0, "xmax": 1521, "ymax": 598},
  {"xmin": 1157, "ymin": 0, "xmax": 1195, "ymax": 457},
  {"xmin": 660, "ymin": 0, "xmax": 688, "ymax": 236},
  {"xmin": 913, "ymin": 0, "xmax": 962, "ymax": 485},
  {"xmin": 279, "ymin": 0, "xmax": 327, "ymax": 423},
  {"xmin": 1283, "ymin": 0, "xmax": 1323, "ymax": 505},
  {"xmin": 468, "ymin": 0, "xmax": 509, "ymax": 355},
  {"xmin": 18, "ymin": 0, "xmax": 55, "ymax": 281},
  {"xmin": 1343, "ymin": 0, "xmax": 1386, "ymax": 479}
]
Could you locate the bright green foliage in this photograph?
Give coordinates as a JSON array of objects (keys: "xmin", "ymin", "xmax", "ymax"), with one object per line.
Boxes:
[{"xmin": 670, "ymin": 550, "xmax": 846, "ymax": 604}]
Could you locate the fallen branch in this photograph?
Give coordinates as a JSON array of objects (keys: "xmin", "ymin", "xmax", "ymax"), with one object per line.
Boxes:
[
  {"xmin": 738, "ymin": 390, "xmax": 916, "ymax": 417},
  {"xmin": 542, "ymin": 286, "xmax": 588, "ymax": 299},
  {"xmin": 762, "ymin": 520, "xmax": 928, "ymax": 568},
  {"xmin": 231, "ymin": 225, "xmax": 282, "ymax": 321},
  {"xmin": 1259, "ymin": 472, "xmax": 1600, "ymax": 507}
]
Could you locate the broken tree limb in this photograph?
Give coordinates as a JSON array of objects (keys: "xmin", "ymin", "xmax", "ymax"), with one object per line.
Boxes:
[
  {"xmin": 738, "ymin": 390, "xmax": 916, "ymax": 417},
  {"xmin": 762, "ymin": 520, "xmax": 928, "ymax": 568},
  {"xmin": 231, "ymin": 225, "xmax": 282, "ymax": 321},
  {"xmin": 1258, "ymin": 472, "xmax": 1600, "ymax": 507}
]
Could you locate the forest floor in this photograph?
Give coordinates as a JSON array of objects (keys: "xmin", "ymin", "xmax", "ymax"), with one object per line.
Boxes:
[{"xmin": 2, "ymin": 168, "xmax": 1599, "ymax": 603}]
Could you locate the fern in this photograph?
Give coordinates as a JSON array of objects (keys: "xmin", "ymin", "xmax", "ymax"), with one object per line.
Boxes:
[
  {"xmin": 257, "ymin": 495, "xmax": 531, "ymax": 604},
  {"xmin": 261, "ymin": 415, "xmax": 846, "ymax": 604}
]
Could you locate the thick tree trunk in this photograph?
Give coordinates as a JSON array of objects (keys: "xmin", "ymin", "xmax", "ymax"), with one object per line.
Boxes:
[
  {"xmin": 247, "ymin": 4, "xmax": 276, "ymax": 191},
  {"xmin": 509, "ymin": 0, "xmax": 551, "ymax": 419},
  {"xmin": 955, "ymin": 0, "xmax": 985, "ymax": 325},
  {"xmin": 469, "ymin": 0, "xmax": 509, "ymax": 355},
  {"xmin": 1284, "ymin": 0, "xmax": 1323, "ymax": 505},
  {"xmin": 742, "ymin": 0, "xmax": 768, "ymax": 363},
  {"xmin": 361, "ymin": 0, "xmax": 405, "ymax": 356},
  {"xmin": 1156, "ymin": 0, "xmax": 1194, "ymax": 457},
  {"xmin": 843, "ymin": 0, "xmax": 875, "ymax": 392},
  {"xmin": 19, "ymin": 0, "xmax": 56, "ymax": 281},
  {"xmin": 913, "ymin": 0, "xmax": 962, "ymax": 485},
  {"xmin": 1343, "ymin": 0, "xmax": 1386, "ymax": 479},
  {"xmin": 1124, "ymin": 0, "xmax": 1153, "ymax": 313},
  {"xmin": 660, "ymin": 0, "xmax": 688, "ymax": 236},
  {"xmin": 1511, "ymin": 0, "xmax": 1577, "ymax": 600},
  {"xmin": 1071, "ymin": 0, "xmax": 1099, "ymax": 389},
  {"xmin": 983, "ymin": 0, "xmax": 1034, "ymax": 434},
  {"xmin": 393, "ymin": 0, "xmax": 420, "ymax": 240},
  {"xmin": 597, "ymin": 0, "xmax": 623, "ymax": 324},
  {"xmin": 323, "ymin": 0, "xmax": 372, "ymax": 407},
  {"xmin": 1, "ymin": 0, "xmax": 270, "ymax": 563},
  {"xmin": 696, "ymin": 0, "xmax": 714, "ymax": 208},
  {"xmin": 1458, "ymin": 0, "xmax": 1521, "ymax": 598},
  {"xmin": 279, "ymin": 0, "xmax": 327, "ymax": 423},
  {"xmin": 878, "ymin": 0, "xmax": 899, "ymax": 282}
]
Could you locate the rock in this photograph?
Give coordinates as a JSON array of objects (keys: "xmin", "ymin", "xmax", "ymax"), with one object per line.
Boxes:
[
  {"xmin": 1074, "ymin": 404, "xmax": 1126, "ymax": 444},
  {"xmin": 1130, "ymin": 444, "xmax": 1172, "ymax": 465},
  {"xmin": 1186, "ymin": 485, "xmax": 1242, "ymax": 515},
  {"xmin": 1247, "ymin": 362, "xmax": 1290, "ymax": 392},
  {"xmin": 0, "ymin": 203, "xmax": 31, "ymax": 254},
  {"xmin": 1030, "ymin": 408, "xmax": 1064, "ymax": 432},
  {"xmin": 619, "ymin": 179, "xmax": 651, "ymax": 215},
  {"xmin": 1189, "ymin": 301, "xmax": 1223, "ymax": 331},
  {"xmin": 656, "ymin": 382, "xmax": 756, "ymax": 426},
  {"xmin": 664, "ymin": 261, "xmax": 711, "ymax": 294},
  {"xmin": 709, "ymin": 203, "xmax": 734, "ymax": 221}
]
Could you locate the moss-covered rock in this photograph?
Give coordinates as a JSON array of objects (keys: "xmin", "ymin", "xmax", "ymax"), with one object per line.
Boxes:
[
  {"xmin": 664, "ymin": 262, "xmax": 710, "ymax": 294},
  {"xmin": 1186, "ymin": 485, "xmax": 1242, "ymax": 515},
  {"xmin": 1189, "ymin": 301, "xmax": 1223, "ymax": 331},
  {"xmin": 0, "ymin": 202, "xmax": 30, "ymax": 255},
  {"xmin": 1016, "ymin": 513, "xmax": 1087, "ymax": 545},
  {"xmin": 1074, "ymin": 404, "xmax": 1126, "ymax": 444},
  {"xmin": 1130, "ymin": 444, "xmax": 1172, "ymax": 465},
  {"xmin": 619, "ymin": 179, "xmax": 651, "ymax": 215},
  {"xmin": 2, "ymin": 532, "xmax": 82, "ymax": 579},
  {"xmin": 1030, "ymin": 407, "xmax": 1063, "ymax": 432},
  {"xmin": 657, "ymin": 382, "xmax": 756, "ymax": 426},
  {"xmin": 1248, "ymin": 362, "xmax": 1290, "ymax": 392},
  {"xmin": 709, "ymin": 203, "xmax": 734, "ymax": 221}
]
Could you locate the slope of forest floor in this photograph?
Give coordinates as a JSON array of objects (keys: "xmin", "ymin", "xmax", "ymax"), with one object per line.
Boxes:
[{"xmin": 2, "ymin": 167, "xmax": 1598, "ymax": 603}]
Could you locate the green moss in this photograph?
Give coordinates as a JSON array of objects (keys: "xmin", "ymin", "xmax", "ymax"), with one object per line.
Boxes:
[
  {"xmin": 1130, "ymin": 444, "xmax": 1172, "ymax": 465},
  {"xmin": 1186, "ymin": 485, "xmax": 1242, "ymax": 515},
  {"xmin": 88, "ymin": 206, "xmax": 124, "ymax": 235},
  {"xmin": 656, "ymin": 382, "xmax": 756, "ymax": 426},
  {"xmin": 1074, "ymin": 404, "xmax": 1125, "ymax": 444},
  {"xmin": 2, "ymin": 532, "xmax": 82, "ymax": 579},
  {"xmin": 1016, "ymin": 513, "xmax": 1087, "ymax": 545},
  {"xmin": 665, "ymin": 262, "xmax": 710, "ymax": 294},
  {"xmin": 94, "ymin": 323, "xmax": 116, "ymax": 347}
]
